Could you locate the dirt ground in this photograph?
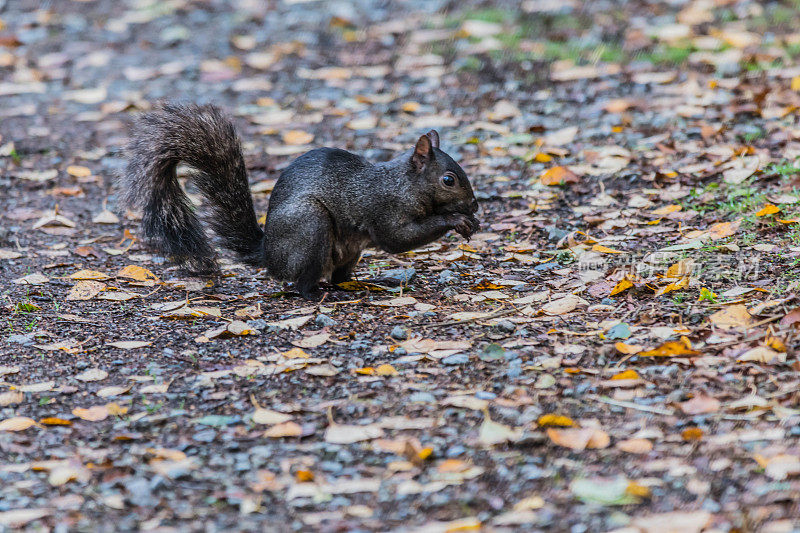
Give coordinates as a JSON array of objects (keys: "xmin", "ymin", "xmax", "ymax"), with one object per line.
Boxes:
[{"xmin": 1, "ymin": 0, "xmax": 800, "ymax": 531}]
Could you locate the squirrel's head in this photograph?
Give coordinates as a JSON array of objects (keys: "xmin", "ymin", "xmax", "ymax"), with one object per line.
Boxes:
[{"xmin": 408, "ymin": 130, "xmax": 479, "ymax": 216}]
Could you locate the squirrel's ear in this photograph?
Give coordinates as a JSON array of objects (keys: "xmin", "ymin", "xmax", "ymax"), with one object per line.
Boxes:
[
  {"xmin": 411, "ymin": 134, "xmax": 432, "ymax": 172},
  {"xmin": 425, "ymin": 130, "xmax": 440, "ymax": 149}
]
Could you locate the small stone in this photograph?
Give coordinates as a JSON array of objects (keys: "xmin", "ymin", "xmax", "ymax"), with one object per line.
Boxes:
[
  {"xmin": 315, "ymin": 314, "xmax": 337, "ymax": 327},
  {"xmin": 247, "ymin": 319, "xmax": 268, "ymax": 331},
  {"xmin": 494, "ymin": 319, "xmax": 516, "ymax": 334},
  {"xmin": 382, "ymin": 268, "xmax": 416, "ymax": 284},
  {"xmin": 442, "ymin": 353, "xmax": 469, "ymax": 365},
  {"xmin": 438, "ymin": 270, "xmax": 456, "ymax": 284},
  {"xmin": 390, "ymin": 326, "xmax": 408, "ymax": 340},
  {"xmin": 7, "ymin": 334, "xmax": 33, "ymax": 345}
]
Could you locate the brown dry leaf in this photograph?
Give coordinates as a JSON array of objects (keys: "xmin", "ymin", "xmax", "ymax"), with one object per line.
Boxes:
[
  {"xmin": 66, "ymin": 165, "xmax": 91, "ymax": 178},
  {"xmin": 0, "ymin": 417, "xmax": 37, "ymax": 431},
  {"xmin": 547, "ymin": 427, "xmax": 610, "ymax": 451},
  {"xmin": 631, "ymin": 511, "xmax": 711, "ymax": 533},
  {"xmin": 67, "ymin": 280, "xmax": 106, "ymax": 301},
  {"xmin": 709, "ymin": 304, "xmax": 753, "ymax": 329},
  {"xmin": 0, "ymin": 391, "xmax": 24, "ymax": 406},
  {"xmin": 282, "ymin": 130, "xmax": 314, "ymax": 145},
  {"xmin": 615, "ymin": 438, "xmax": 653, "ymax": 454},
  {"xmin": 372, "ymin": 296, "xmax": 417, "ymax": 307},
  {"xmin": 96, "ymin": 386, "xmax": 130, "ymax": 398},
  {"xmin": 478, "ymin": 414, "xmax": 521, "ymax": 446},
  {"xmin": 540, "ymin": 166, "xmax": 579, "ymax": 186},
  {"xmin": 69, "ymin": 269, "xmax": 110, "ymax": 281},
  {"xmin": 738, "ymin": 346, "xmax": 786, "ymax": 364},
  {"xmin": 264, "ymin": 421, "xmax": 303, "ymax": 438},
  {"xmin": 72, "ymin": 405, "xmax": 110, "ymax": 421},
  {"xmin": 707, "ymin": 220, "xmax": 741, "ymax": 240},
  {"xmin": 540, "ymin": 295, "xmax": 587, "ymax": 315},
  {"xmin": 75, "ymin": 368, "xmax": 108, "ymax": 382},
  {"xmin": 680, "ymin": 394, "xmax": 721, "ymax": 415},
  {"xmin": 93, "ymin": 209, "xmax": 120, "ymax": 224},
  {"xmin": 0, "ymin": 509, "xmax": 53, "ymax": 527},
  {"xmin": 754, "ymin": 454, "xmax": 800, "ymax": 481},
  {"xmin": 292, "ymin": 332, "xmax": 330, "ymax": 348},
  {"xmin": 108, "ymin": 340, "xmax": 152, "ymax": 350},
  {"xmin": 325, "ymin": 423, "xmax": 383, "ymax": 444},
  {"xmin": 13, "ymin": 273, "xmax": 49, "ymax": 285}
]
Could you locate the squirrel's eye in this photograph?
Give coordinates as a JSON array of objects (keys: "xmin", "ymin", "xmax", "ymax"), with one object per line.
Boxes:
[{"xmin": 441, "ymin": 173, "xmax": 456, "ymax": 187}]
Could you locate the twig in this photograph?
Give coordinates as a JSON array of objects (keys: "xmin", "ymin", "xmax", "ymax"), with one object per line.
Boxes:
[
  {"xmin": 592, "ymin": 395, "xmax": 675, "ymax": 415},
  {"xmin": 425, "ymin": 307, "xmax": 517, "ymax": 328}
]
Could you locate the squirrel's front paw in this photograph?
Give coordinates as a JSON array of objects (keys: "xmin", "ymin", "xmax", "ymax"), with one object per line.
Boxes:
[{"xmin": 448, "ymin": 213, "xmax": 478, "ymax": 239}]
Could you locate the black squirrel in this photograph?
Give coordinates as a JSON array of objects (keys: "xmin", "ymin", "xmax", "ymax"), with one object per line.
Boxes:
[{"xmin": 121, "ymin": 103, "xmax": 480, "ymax": 299}]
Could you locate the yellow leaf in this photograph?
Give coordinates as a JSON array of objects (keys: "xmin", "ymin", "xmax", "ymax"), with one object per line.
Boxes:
[
  {"xmin": 611, "ymin": 369, "xmax": 640, "ymax": 380},
  {"xmin": 792, "ymin": 76, "xmax": 800, "ymax": 92},
  {"xmin": 651, "ymin": 204, "xmax": 681, "ymax": 216},
  {"xmin": 665, "ymin": 259, "xmax": 694, "ymax": 278},
  {"xmin": 537, "ymin": 414, "xmax": 574, "ymax": 427},
  {"xmin": 610, "ymin": 278, "xmax": 633, "ymax": 296},
  {"xmin": 755, "ymin": 204, "xmax": 780, "ymax": 217},
  {"xmin": 626, "ymin": 481, "xmax": 651, "ymax": 498},
  {"xmin": 295, "ymin": 469, "xmax": 314, "ymax": 482},
  {"xmin": 401, "ymin": 101, "xmax": 420, "ymax": 113},
  {"xmin": 117, "ymin": 265, "xmax": 158, "ymax": 281},
  {"xmin": 639, "ymin": 340, "xmax": 699, "ymax": 357},
  {"xmin": 376, "ymin": 364, "xmax": 398, "ymax": 376},
  {"xmin": 591, "ymin": 244, "xmax": 624, "ymax": 254},
  {"xmin": 281, "ymin": 347, "xmax": 309, "ymax": 359},
  {"xmin": 355, "ymin": 367, "xmax": 375, "ymax": 375},
  {"xmin": 533, "ymin": 152, "xmax": 552, "ymax": 163},
  {"xmin": 655, "ymin": 276, "xmax": 689, "ymax": 296}
]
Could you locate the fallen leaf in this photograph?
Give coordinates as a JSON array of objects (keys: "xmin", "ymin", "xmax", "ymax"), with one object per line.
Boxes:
[{"xmin": 0, "ymin": 417, "xmax": 37, "ymax": 431}]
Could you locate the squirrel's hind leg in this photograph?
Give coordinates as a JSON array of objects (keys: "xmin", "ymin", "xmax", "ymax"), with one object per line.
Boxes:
[{"xmin": 263, "ymin": 202, "xmax": 332, "ymax": 300}]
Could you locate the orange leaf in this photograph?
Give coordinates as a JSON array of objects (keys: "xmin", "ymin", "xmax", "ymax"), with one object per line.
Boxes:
[
  {"xmin": 639, "ymin": 340, "xmax": 699, "ymax": 357},
  {"xmin": 755, "ymin": 204, "xmax": 780, "ymax": 217},
  {"xmin": 540, "ymin": 166, "xmax": 579, "ymax": 186},
  {"xmin": 591, "ymin": 244, "xmax": 624, "ymax": 254},
  {"xmin": 682, "ymin": 427, "xmax": 703, "ymax": 441},
  {"xmin": 537, "ymin": 414, "xmax": 574, "ymax": 427},
  {"xmin": 611, "ymin": 369, "xmax": 639, "ymax": 380},
  {"xmin": 614, "ymin": 342, "xmax": 643, "ymax": 354},
  {"xmin": 39, "ymin": 417, "xmax": 72, "ymax": 426}
]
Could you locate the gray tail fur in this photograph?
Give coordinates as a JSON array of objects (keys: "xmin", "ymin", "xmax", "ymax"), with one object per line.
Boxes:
[{"xmin": 121, "ymin": 103, "xmax": 264, "ymax": 273}]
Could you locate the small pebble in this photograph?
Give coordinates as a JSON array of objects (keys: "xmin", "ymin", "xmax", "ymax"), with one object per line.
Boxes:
[
  {"xmin": 390, "ymin": 326, "xmax": 408, "ymax": 340},
  {"xmin": 315, "ymin": 314, "xmax": 337, "ymax": 327}
]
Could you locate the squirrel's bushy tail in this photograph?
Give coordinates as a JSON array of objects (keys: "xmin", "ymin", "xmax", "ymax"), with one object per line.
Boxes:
[{"xmin": 122, "ymin": 103, "xmax": 264, "ymax": 273}]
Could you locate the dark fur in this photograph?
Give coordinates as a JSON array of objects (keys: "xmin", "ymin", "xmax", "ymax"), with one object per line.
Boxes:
[{"xmin": 122, "ymin": 103, "xmax": 479, "ymax": 298}]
